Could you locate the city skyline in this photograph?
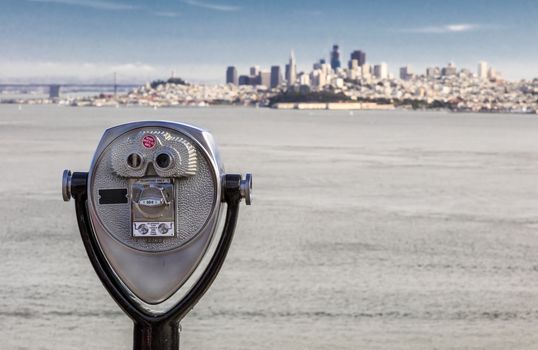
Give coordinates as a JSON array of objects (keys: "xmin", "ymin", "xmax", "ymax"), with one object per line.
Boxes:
[
  {"xmin": 1, "ymin": 0, "xmax": 538, "ymax": 82},
  {"xmin": 226, "ymin": 45, "xmax": 502, "ymax": 89}
]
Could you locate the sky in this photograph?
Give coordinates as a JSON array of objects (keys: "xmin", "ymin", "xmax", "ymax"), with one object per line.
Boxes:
[{"xmin": 1, "ymin": 0, "xmax": 537, "ymax": 83}]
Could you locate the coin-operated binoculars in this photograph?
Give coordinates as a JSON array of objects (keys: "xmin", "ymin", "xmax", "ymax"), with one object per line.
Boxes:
[{"xmin": 62, "ymin": 121, "xmax": 252, "ymax": 350}]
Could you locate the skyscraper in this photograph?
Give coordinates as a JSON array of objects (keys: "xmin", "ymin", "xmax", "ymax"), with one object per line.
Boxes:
[
  {"xmin": 478, "ymin": 61, "xmax": 489, "ymax": 79},
  {"xmin": 374, "ymin": 63, "xmax": 388, "ymax": 79},
  {"xmin": 287, "ymin": 50, "xmax": 297, "ymax": 87},
  {"xmin": 362, "ymin": 63, "xmax": 371, "ymax": 78},
  {"xmin": 399, "ymin": 65, "xmax": 413, "ymax": 80},
  {"xmin": 298, "ymin": 72, "xmax": 310, "ymax": 86},
  {"xmin": 250, "ymin": 65, "xmax": 260, "ymax": 77},
  {"xmin": 310, "ymin": 69, "xmax": 321, "ymax": 89},
  {"xmin": 238, "ymin": 75, "xmax": 250, "ymax": 85},
  {"xmin": 258, "ymin": 71, "xmax": 271, "ymax": 87},
  {"xmin": 270, "ymin": 65, "xmax": 282, "ymax": 88},
  {"xmin": 226, "ymin": 66, "xmax": 238, "ymax": 85},
  {"xmin": 330, "ymin": 44, "xmax": 341, "ymax": 70},
  {"xmin": 348, "ymin": 60, "xmax": 359, "ymax": 79},
  {"xmin": 349, "ymin": 50, "xmax": 366, "ymax": 68},
  {"xmin": 442, "ymin": 62, "xmax": 457, "ymax": 76}
]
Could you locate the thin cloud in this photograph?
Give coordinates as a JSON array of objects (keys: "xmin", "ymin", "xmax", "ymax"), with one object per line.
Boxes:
[
  {"xmin": 182, "ymin": 0, "xmax": 240, "ymax": 12},
  {"xmin": 403, "ymin": 23, "xmax": 479, "ymax": 34},
  {"xmin": 153, "ymin": 11, "xmax": 181, "ymax": 18},
  {"xmin": 0, "ymin": 61, "xmax": 158, "ymax": 83},
  {"xmin": 0, "ymin": 61, "xmax": 230, "ymax": 84},
  {"xmin": 25, "ymin": 0, "xmax": 137, "ymax": 11}
]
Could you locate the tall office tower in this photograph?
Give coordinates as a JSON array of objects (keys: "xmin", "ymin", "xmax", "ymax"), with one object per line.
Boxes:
[
  {"xmin": 318, "ymin": 69, "xmax": 327, "ymax": 88},
  {"xmin": 348, "ymin": 59, "xmax": 359, "ymax": 79},
  {"xmin": 478, "ymin": 61, "xmax": 489, "ymax": 79},
  {"xmin": 361, "ymin": 63, "xmax": 371, "ymax": 78},
  {"xmin": 226, "ymin": 66, "xmax": 238, "ymax": 85},
  {"xmin": 374, "ymin": 62, "xmax": 388, "ymax": 79},
  {"xmin": 270, "ymin": 65, "xmax": 282, "ymax": 88},
  {"xmin": 238, "ymin": 75, "xmax": 250, "ymax": 85},
  {"xmin": 349, "ymin": 50, "xmax": 366, "ymax": 68},
  {"xmin": 330, "ymin": 44, "xmax": 341, "ymax": 70},
  {"xmin": 310, "ymin": 66, "xmax": 329, "ymax": 90},
  {"xmin": 321, "ymin": 62, "xmax": 331, "ymax": 76},
  {"xmin": 313, "ymin": 58, "xmax": 326, "ymax": 70},
  {"xmin": 259, "ymin": 71, "xmax": 271, "ymax": 87},
  {"xmin": 250, "ymin": 65, "xmax": 260, "ymax": 77},
  {"xmin": 287, "ymin": 50, "xmax": 297, "ymax": 87},
  {"xmin": 442, "ymin": 62, "xmax": 457, "ymax": 76},
  {"xmin": 298, "ymin": 72, "xmax": 310, "ymax": 86},
  {"xmin": 399, "ymin": 65, "xmax": 413, "ymax": 80},
  {"xmin": 310, "ymin": 70, "xmax": 320, "ymax": 89}
]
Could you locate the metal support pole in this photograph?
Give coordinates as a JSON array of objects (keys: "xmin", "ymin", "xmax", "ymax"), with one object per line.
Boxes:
[{"xmin": 133, "ymin": 321, "xmax": 180, "ymax": 350}]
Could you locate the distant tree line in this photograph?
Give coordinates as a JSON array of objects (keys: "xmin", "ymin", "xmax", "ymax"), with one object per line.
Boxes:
[
  {"xmin": 267, "ymin": 90, "xmax": 465, "ymax": 110},
  {"xmin": 356, "ymin": 96, "xmax": 454, "ymax": 110},
  {"xmin": 150, "ymin": 77, "xmax": 188, "ymax": 89},
  {"xmin": 268, "ymin": 90, "xmax": 351, "ymax": 106}
]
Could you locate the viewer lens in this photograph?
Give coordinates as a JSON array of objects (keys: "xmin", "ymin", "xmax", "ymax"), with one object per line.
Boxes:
[
  {"xmin": 127, "ymin": 153, "xmax": 142, "ymax": 169},
  {"xmin": 155, "ymin": 153, "xmax": 171, "ymax": 169}
]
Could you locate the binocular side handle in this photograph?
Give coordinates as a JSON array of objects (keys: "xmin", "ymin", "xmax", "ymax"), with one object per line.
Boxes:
[
  {"xmin": 63, "ymin": 169, "xmax": 252, "ymax": 205},
  {"xmin": 67, "ymin": 171, "xmax": 246, "ymax": 350}
]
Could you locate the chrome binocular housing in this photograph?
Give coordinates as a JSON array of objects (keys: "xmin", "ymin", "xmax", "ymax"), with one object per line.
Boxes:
[{"xmin": 63, "ymin": 121, "xmax": 252, "ymax": 350}]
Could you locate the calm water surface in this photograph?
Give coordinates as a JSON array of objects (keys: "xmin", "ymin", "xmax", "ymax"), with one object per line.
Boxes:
[{"xmin": 1, "ymin": 105, "xmax": 538, "ymax": 349}]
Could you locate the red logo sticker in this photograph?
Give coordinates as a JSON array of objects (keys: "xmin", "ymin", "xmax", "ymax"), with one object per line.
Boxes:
[{"xmin": 142, "ymin": 135, "xmax": 156, "ymax": 149}]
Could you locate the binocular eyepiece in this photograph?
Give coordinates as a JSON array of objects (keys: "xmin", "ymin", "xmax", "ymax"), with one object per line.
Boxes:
[{"xmin": 63, "ymin": 121, "xmax": 252, "ymax": 350}]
